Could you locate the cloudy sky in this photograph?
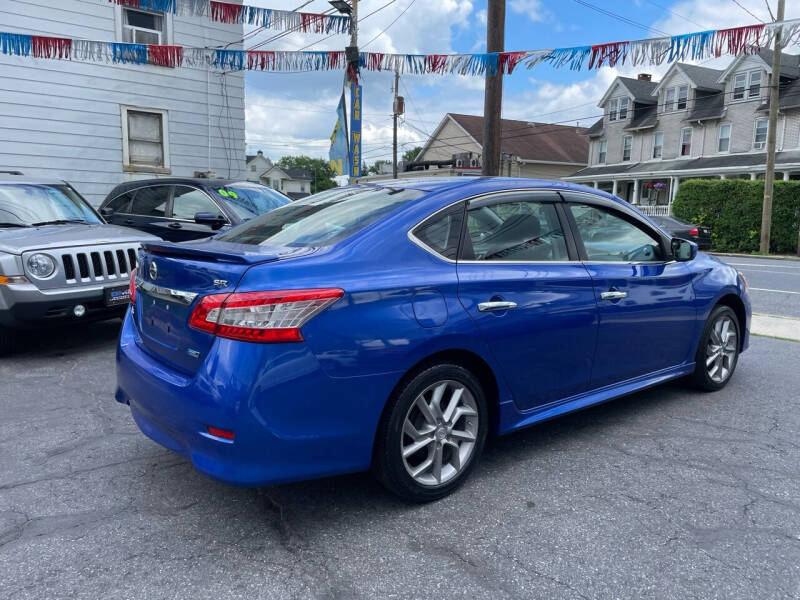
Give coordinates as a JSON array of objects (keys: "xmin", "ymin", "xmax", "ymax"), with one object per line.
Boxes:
[{"xmin": 244, "ymin": 0, "xmax": 800, "ymax": 165}]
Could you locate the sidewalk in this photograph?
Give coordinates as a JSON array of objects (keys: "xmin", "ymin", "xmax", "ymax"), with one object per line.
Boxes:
[{"xmin": 751, "ymin": 313, "xmax": 800, "ymax": 342}]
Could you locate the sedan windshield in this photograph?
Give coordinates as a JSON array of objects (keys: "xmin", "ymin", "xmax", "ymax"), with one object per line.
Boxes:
[
  {"xmin": 0, "ymin": 184, "xmax": 101, "ymax": 227},
  {"xmin": 210, "ymin": 182, "xmax": 291, "ymax": 220},
  {"xmin": 217, "ymin": 186, "xmax": 424, "ymax": 247}
]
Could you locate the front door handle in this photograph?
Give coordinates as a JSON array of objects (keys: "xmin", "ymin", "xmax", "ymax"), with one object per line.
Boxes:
[
  {"xmin": 168, "ymin": 222, "xmax": 183, "ymax": 229},
  {"xmin": 600, "ymin": 291, "xmax": 628, "ymax": 301},
  {"xmin": 478, "ymin": 301, "xmax": 518, "ymax": 312},
  {"xmin": 123, "ymin": 219, "xmax": 134, "ymax": 225}
]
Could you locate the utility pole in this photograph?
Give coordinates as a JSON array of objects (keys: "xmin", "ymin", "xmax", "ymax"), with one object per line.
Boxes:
[
  {"xmin": 760, "ymin": 0, "xmax": 785, "ymax": 254},
  {"xmin": 392, "ymin": 70, "xmax": 404, "ymax": 178},
  {"xmin": 481, "ymin": 0, "xmax": 505, "ymax": 176}
]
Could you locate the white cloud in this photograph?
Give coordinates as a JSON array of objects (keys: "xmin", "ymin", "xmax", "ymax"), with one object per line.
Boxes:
[{"xmin": 509, "ymin": 0, "xmax": 546, "ymax": 23}]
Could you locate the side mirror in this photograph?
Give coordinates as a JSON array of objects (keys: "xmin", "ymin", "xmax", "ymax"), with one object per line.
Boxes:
[
  {"xmin": 672, "ymin": 237, "xmax": 698, "ymax": 262},
  {"xmin": 100, "ymin": 206, "xmax": 114, "ymax": 217},
  {"xmin": 194, "ymin": 212, "xmax": 226, "ymax": 230}
]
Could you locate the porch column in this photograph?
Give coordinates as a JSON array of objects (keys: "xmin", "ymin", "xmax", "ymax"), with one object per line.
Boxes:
[
  {"xmin": 611, "ymin": 180, "xmax": 618, "ymax": 197},
  {"xmin": 750, "ymin": 173, "xmax": 758, "ymax": 180},
  {"xmin": 720, "ymin": 174, "xmax": 727, "ymax": 179},
  {"xmin": 593, "ymin": 181, "xmax": 599, "ymax": 189},
  {"xmin": 783, "ymin": 171, "xmax": 791, "ymax": 181},
  {"xmin": 670, "ymin": 177, "xmax": 679, "ymax": 203},
  {"xmin": 632, "ymin": 179, "xmax": 639, "ymax": 204}
]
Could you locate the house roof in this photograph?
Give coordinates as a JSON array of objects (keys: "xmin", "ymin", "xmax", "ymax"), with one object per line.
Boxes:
[
  {"xmin": 757, "ymin": 49, "xmax": 800, "ymax": 79},
  {"xmin": 585, "ymin": 118, "xmax": 604, "ymax": 138},
  {"xmin": 246, "ymin": 154, "xmax": 257, "ymax": 162},
  {"xmin": 625, "ymin": 104, "xmax": 658, "ymax": 130},
  {"xmin": 568, "ymin": 150, "xmax": 800, "ymax": 178},
  {"xmin": 758, "ymin": 77, "xmax": 800, "ymax": 111},
  {"xmin": 688, "ymin": 91, "xmax": 725, "ymax": 121},
  {"xmin": 617, "ymin": 77, "xmax": 659, "ymax": 101},
  {"xmin": 284, "ymin": 167, "xmax": 312, "ymax": 180},
  {"xmin": 679, "ymin": 64, "xmax": 725, "ymax": 91},
  {"xmin": 447, "ymin": 113, "xmax": 589, "ymax": 165}
]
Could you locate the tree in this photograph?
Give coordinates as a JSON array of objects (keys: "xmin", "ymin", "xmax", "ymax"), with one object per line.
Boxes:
[
  {"xmin": 277, "ymin": 156, "xmax": 337, "ymax": 194},
  {"xmin": 403, "ymin": 146, "xmax": 423, "ymax": 163},
  {"xmin": 366, "ymin": 160, "xmax": 389, "ymax": 175}
]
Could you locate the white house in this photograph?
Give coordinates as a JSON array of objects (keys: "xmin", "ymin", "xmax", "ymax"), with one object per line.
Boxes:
[
  {"xmin": 260, "ymin": 165, "xmax": 312, "ymax": 199},
  {"xmin": 0, "ymin": 0, "xmax": 246, "ymax": 204},
  {"xmin": 245, "ymin": 150, "xmax": 273, "ymax": 182}
]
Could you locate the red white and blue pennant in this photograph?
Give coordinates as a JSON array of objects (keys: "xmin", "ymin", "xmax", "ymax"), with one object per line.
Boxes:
[{"xmin": 2, "ymin": 19, "xmax": 800, "ymax": 75}]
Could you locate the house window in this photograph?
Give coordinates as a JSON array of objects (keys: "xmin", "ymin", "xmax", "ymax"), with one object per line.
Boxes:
[
  {"xmin": 664, "ymin": 88, "xmax": 676, "ymax": 112},
  {"xmin": 652, "ymin": 132, "xmax": 663, "ymax": 159},
  {"xmin": 748, "ymin": 71, "xmax": 762, "ymax": 98},
  {"xmin": 122, "ymin": 8, "xmax": 165, "ymax": 44},
  {"xmin": 677, "ymin": 85, "xmax": 688, "ymax": 110},
  {"xmin": 733, "ymin": 73, "xmax": 747, "ymax": 100},
  {"xmin": 121, "ymin": 106, "xmax": 169, "ymax": 170},
  {"xmin": 598, "ymin": 140, "xmax": 607, "ymax": 164},
  {"xmin": 680, "ymin": 127, "xmax": 692, "ymax": 156},
  {"xmin": 718, "ymin": 123, "xmax": 732, "ymax": 153},
  {"xmin": 609, "ymin": 99, "xmax": 618, "ymax": 121},
  {"xmin": 618, "ymin": 98, "xmax": 629, "ymax": 120},
  {"xmin": 753, "ymin": 118, "xmax": 768, "ymax": 149},
  {"xmin": 249, "ymin": 164, "xmax": 256, "ymax": 172},
  {"xmin": 622, "ymin": 136, "xmax": 632, "ymax": 161}
]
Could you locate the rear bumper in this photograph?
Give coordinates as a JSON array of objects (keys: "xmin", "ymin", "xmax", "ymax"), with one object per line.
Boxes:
[
  {"xmin": 115, "ymin": 309, "xmax": 399, "ymax": 487},
  {"xmin": 0, "ymin": 282, "xmax": 125, "ymax": 328}
]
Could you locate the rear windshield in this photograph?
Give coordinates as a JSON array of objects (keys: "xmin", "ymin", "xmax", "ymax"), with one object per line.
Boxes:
[
  {"xmin": 210, "ymin": 182, "xmax": 290, "ymax": 220},
  {"xmin": 217, "ymin": 186, "xmax": 424, "ymax": 247}
]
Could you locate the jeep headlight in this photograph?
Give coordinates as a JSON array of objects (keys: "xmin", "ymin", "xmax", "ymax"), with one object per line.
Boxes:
[{"xmin": 27, "ymin": 253, "xmax": 56, "ymax": 279}]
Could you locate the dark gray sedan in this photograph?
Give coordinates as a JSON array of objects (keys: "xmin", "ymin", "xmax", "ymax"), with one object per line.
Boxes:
[{"xmin": 649, "ymin": 215, "xmax": 712, "ymax": 250}]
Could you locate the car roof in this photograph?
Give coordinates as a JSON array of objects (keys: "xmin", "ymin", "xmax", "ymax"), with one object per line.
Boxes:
[
  {"xmin": 364, "ymin": 176, "xmax": 623, "ymax": 204},
  {"xmin": 104, "ymin": 177, "xmax": 254, "ymax": 196}
]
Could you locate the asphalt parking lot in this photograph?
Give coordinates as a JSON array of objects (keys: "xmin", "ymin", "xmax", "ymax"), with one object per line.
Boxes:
[{"xmin": 2, "ymin": 316, "xmax": 799, "ymax": 599}]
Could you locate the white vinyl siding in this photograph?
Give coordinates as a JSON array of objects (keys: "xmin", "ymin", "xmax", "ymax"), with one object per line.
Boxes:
[{"xmin": 0, "ymin": 0, "xmax": 245, "ymax": 205}]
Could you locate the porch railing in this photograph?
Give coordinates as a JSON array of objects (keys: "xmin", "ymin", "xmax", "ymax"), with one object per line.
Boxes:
[{"xmin": 636, "ymin": 204, "xmax": 671, "ymax": 216}]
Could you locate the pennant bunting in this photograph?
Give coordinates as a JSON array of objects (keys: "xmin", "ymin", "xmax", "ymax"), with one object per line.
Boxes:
[{"xmin": 2, "ymin": 18, "xmax": 800, "ymax": 76}]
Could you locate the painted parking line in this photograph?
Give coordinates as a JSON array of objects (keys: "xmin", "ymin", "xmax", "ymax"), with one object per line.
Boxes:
[{"xmin": 749, "ymin": 287, "xmax": 800, "ymax": 295}]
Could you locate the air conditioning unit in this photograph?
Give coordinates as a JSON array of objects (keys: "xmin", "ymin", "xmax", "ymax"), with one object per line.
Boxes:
[
  {"xmin": 469, "ymin": 158, "xmax": 479, "ymax": 167},
  {"xmin": 753, "ymin": 142, "xmax": 765, "ymax": 150},
  {"xmin": 455, "ymin": 159, "xmax": 464, "ymax": 167}
]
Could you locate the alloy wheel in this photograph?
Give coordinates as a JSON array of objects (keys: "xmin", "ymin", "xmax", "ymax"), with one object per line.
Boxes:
[
  {"xmin": 706, "ymin": 315, "xmax": 738, "ymax": 384},
  {"xmin": 400, "ymin": 380, "xmax": 479, "ymax": 487}
]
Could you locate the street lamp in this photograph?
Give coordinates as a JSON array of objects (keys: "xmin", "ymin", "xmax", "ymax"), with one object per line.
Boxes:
[{"xmin": 329, "ymin": 0, "xmax": 352, "ymax": 14}]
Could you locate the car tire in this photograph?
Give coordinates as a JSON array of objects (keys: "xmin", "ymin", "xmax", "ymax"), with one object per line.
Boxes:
[
  {"xmin": 0, "ymin": 325, "xmax": 16, "ymax": 357},
  {"xmin": 690, "ymin": 305, "xmax": 740, "ymax": 391},
  {"xmin": 373, "ymin": 363, "xmax": 488, "ymax": 503}
]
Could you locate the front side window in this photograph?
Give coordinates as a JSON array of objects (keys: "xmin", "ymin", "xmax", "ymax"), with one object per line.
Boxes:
[
  {"xmin": 212, "ymin": 183, "xmax": 290, "ymax": 220},
  {"xmin": 122, "ymin": 8, "xmax": 165, "ymax": 44},
  {"xmin": 652, "ymin": 132, "xmax": 664, "ymax": 159},
  {"xmin": 569, "ymin": 204, "xmax": 663, "ymax": 263},
  {"xmin": 171, "ymin": 187, "xmax": 223, "ymax": 221},
  {"xmin": 622, "ymin": 136, "xmax": 632, "ymax": 161},
  {"xmin": 129, "ymin": 186, "xmax": 169, "ymax": 217},
  {"xmin": 608, "ymin": 98, "xmax": 618, "ymax": 121},
  {"xmin": 749, "ymin": 71, "xmax": 762, "ymax": 98},
  {"xmin": 618, "ymin": 98, "xmax": 629, "ymax": 120},
  {"xmin": 680, "ymin": 127, "xmax": 692, "ymax": 156},
  {"xmin": 677, "ymin": 85, "xmax": 689, "ymax": 110},
  {"xmin": 463, "ymin": 197, "xmax": 568, "ymax": 262},
  {"xmin": 0, "ymin": 184, "xmax": 101, "ymax": 227},
  {"xmin": 754, "ymin": 119, "xmax": 768, "ymax": 148},
  {"xmin": 598, "ymin": 140, "xmax": 607, "ymax": 164},
  {"xmin": 718, "ymin": 123, "xmax": 732, "ymax": 152},
  {"xmin": 733, "ymin": 73, "xmax": 747, "ymax": 100},
  {"xmin": 217, "ymin": 186, "xmax": 423, "ymax": 247},
  {"xmin": 125, "ymin": 109, "xmax": 166, "ymax": 167},
  {"xmin": 664, "ymin": 88, "xmax": 676, "ymax": 112}
]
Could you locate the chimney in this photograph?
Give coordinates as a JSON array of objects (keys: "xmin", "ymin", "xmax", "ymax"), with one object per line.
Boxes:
[{"xmin": 638, "ymin": 73, "xmax": 652, "ymax": 81}]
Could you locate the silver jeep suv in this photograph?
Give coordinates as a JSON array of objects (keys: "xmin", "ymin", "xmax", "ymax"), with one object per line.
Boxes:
[{"xmin": 0, "ymin": 174, "xmax": 158, "ymax": 354}]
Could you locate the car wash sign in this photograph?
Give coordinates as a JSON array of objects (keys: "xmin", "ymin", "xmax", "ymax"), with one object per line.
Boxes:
[{"xmin": 349, "ymin": 81, "xmax": 362, "ymax": 178}]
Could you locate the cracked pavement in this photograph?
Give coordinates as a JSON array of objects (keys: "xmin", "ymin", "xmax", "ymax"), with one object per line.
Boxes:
[{"xmin": 1, "ymin": 321, "xmax": 799, "ymax": 599}]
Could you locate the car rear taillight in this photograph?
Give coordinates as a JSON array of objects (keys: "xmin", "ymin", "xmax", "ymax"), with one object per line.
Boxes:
[
  {"xmin": 189, "ymin": 288, "xmax": 344, "ymax": 343},
  {"xmin": 129, "ymin": 267, "xmax": 137, "ymax": 303},
  {"xmin": 688, "ymin": 226, "xmax": 699, "ymax": 236}
]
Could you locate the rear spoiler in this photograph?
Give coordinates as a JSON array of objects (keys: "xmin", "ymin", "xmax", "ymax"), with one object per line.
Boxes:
[{"xmin": 142, "ymin": 240, "xmax": 315, "ymax": 265}]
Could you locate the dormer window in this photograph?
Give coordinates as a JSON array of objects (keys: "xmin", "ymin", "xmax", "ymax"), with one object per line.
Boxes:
[
  {"xmin": 733, "ymin": 71, "xmax": 761, "ymax": 101},
  {"xmin": 677, "ymin": 86, "xmax": 688, "ymax": 110},
  {"xmin": 664, "ymin": 85, "xmax": 688, "ymax": 112},
  {"xmin": 618, "ymin": 98, "xmax": 629, "ymax": 120},
  {"xmin": 665, "ymin": 88, "xmax": 675, "ymax": 112},
  {"xmin": 609, "ymin": 99, "xmax": 617, "ymax": 121},
  {"xmin": 608, "ymin": 98, "xmax": 629, "ymax": 122}
]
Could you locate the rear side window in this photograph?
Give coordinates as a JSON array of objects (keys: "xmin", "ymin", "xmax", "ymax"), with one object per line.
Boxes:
[
  {"xmin": 129, "ymin": 186, "xmax": 169, "ymax": 217},
  {"xmin": 105, "ymin": 191, "xmax": 134, "ymax": 213},
  {"xmin": 412, "ymin": 204, "xmax": 464, "ymax": 260},
  {"xmin": 218, "ymin": 186, "xmax": 424, "ymax": 247}
]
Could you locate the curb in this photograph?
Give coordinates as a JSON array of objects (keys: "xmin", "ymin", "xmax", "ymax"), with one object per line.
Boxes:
[
  {"xmin": 711, "ymin": 252, "xmax": 800, "ymax": 262},
  {"xmin": 750, "ymin": 313, "xmax": 800, "ymax": 343}
]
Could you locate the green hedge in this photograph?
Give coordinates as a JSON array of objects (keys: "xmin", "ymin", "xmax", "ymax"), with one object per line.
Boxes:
[{"xmin": 671, "ymin": 179, "xmax": 800, "ymax": 254}]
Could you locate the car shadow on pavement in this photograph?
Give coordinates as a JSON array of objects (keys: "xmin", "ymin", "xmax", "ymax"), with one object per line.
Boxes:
[{"xmin": 7, "ymin": 318, "xmax": 122, "ymax": 359}]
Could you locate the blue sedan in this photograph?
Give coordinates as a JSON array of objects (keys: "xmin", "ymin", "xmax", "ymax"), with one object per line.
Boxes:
[{"xmin": 115, "ymin": 178, "xmax": 751, "ymax": 502}]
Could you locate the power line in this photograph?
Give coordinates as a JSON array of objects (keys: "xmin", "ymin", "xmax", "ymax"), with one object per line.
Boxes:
[
  {"xmin": 362, "ymin": 0, "xmax": 418, "ymax": 49},
  {"xmin": 571, "ymin": 0, "xmax": 669, "ymax": 36},
  {"xmin": 300, "ymin": 0, "xmax": 401, "ymax": 50},
  {"xmin": 730, "ymin": 0, "xmax": 766, "ymax": 23}
]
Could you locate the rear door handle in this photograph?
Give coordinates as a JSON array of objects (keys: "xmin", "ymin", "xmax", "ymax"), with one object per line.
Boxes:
[
  {"xmin": 600, "ymin": 291, "xmax": 628, "ymax": 301},
  {"xmin": 478, "ymin": 301, "xmax": 518, "ymax": 312},
  {"xmin": 123, "ymin": 219, "xmax": 134, "ymax": 225}
]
